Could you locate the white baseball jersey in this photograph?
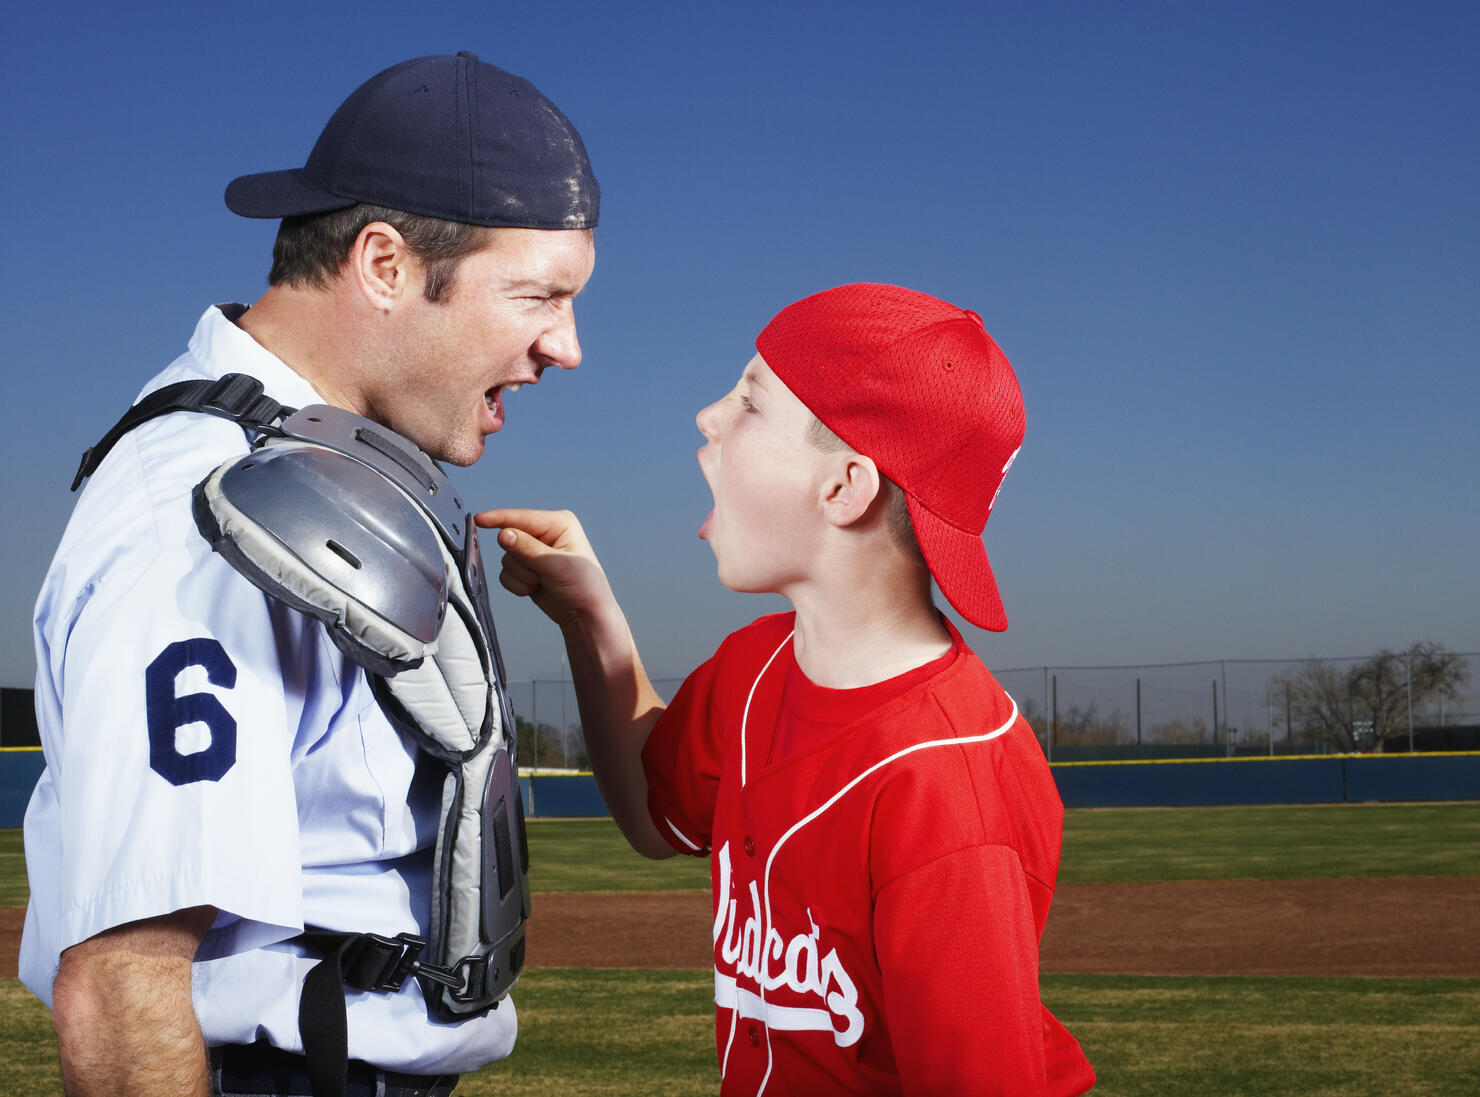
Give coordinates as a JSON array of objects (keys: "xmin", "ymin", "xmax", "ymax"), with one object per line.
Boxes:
[{"xmin": 21, "ymin": 304, "xmax": 516, "ymax": 1073}]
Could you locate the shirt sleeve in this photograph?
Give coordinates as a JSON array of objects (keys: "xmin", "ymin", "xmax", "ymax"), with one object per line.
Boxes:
[
  {"xmin": 873, "ymin": 843, "xmax": 1052, "ymax": 1097},
  {"xmin": 41, "ymin": 421, "xmax": 305, "ymax": 955},
  {"xmin": 642, "ymin": 645, "xmax": 728, "ymax": 857}
]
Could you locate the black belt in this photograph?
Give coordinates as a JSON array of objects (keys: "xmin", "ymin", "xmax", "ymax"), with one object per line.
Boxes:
[{"xmin": 212, "ymin": 1042, "xmax": 458, "ymax": 1097}]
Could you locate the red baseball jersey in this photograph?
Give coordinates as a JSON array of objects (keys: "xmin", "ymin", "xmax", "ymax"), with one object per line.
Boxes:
[{"xmin": 644, "ymin": 613, "xmax": 1094, "ymax": 1096}]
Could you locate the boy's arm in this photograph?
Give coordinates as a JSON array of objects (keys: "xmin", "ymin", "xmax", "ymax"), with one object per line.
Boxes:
[{"xmin": 476, "ymin": 508, "xmax": 675, "ymax": 859}]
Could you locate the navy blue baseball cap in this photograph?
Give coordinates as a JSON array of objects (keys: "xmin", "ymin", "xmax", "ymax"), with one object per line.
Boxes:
[{"xmin": 225, "ymin": 52, "xmax": 598, "ymax": 230}]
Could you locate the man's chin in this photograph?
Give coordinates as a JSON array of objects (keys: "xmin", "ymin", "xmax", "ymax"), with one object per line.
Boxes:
[
  {"xmin": 427, "ymin": 433, "xmax": 487, "ymax": 468},
  {"xmin": 444, "ymin": 443, "xmax": 485, "ymax": 468}
]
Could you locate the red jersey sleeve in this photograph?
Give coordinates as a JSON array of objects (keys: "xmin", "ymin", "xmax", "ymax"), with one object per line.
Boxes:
[
  {"xmin": 874, "ymin": 843, "xmax": 1093, "ymax": 1097},
  {"xmin": 643, "ymin": 649, "xmax": 725, "ymax": 856},
  {"xmin": 642, "ymin": 613, "xmax": 797, "ymax": 858}
]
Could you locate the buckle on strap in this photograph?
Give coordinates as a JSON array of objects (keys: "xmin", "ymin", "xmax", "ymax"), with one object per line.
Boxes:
[
  {"xmin": 448, "ymin": 955, "xmax": 490, "ymax": 1005},
  {"xmin": 335, "ymin": 932, "xmax": 465, "ymax": 993},
  {"xmin": 200, "ymin": 373, "xmax": 291, "ymax": 430},
  {"xmin": 71, "ymin": 373, "xmax": 296, "ymax": 492},
  {"xmin": 347, "ymin": 932, "xmax": 460, "ymax": 993}
]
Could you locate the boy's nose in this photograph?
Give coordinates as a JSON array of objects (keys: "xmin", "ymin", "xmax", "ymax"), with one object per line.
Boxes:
[{"xmin": 696, "ymin": 399, "xmax": 722, "ymax": 441}]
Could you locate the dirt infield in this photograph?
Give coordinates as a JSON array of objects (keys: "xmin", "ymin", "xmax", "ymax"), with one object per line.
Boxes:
[
  {"xmin": 6, "ymin": 877, "xmax": 1477, "ymax": 981},
  {"xmin": 523, "ymin": 878, "xmax": 1480, "ymax": 978}
]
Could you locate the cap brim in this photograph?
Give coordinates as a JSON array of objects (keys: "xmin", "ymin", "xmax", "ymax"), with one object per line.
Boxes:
[
  {"xmin": 224, "ymin": 169, "xmax": 359, "ymax": 219},
  {"xmin": 905, "ymin": 496, "xmax": 1009, "ymax": 632}
]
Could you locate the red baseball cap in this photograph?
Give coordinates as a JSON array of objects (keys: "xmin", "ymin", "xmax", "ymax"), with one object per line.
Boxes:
[{"xmin": 756, "ymin": 283, "xmax": 1024, "ymax": 631}]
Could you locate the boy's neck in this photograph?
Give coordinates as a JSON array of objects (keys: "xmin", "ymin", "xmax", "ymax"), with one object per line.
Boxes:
[{"xmin": 786, "ymin": 563, "xmax": 953, "ymax": 689}]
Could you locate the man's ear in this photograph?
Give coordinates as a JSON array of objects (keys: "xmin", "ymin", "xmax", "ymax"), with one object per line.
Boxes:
[
  {"xmin": 820, "ymin": 454, "xmax": 883, "ymax": 529},
  {"xmin": 348, "ymin": 222, "xmax": 415, "ymax": 311}
]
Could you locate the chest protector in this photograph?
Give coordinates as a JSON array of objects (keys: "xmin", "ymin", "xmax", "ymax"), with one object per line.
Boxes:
[{"xmin": 75, "ymin": 373, "xmax": 531, "ymax": 1088}]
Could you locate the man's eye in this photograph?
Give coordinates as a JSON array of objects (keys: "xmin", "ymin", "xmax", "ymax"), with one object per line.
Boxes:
[{"xmin": 739, "ymin": 395, "xmax": 757, "ymax": 413}]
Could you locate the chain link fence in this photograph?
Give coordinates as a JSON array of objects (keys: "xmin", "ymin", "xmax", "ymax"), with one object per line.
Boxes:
[
  {"xmin": 987, "ymin": 650, "xmax": 1479, "ymax": 761},
  {"xmin": 506, "ymin": 676, "xmax": 687, "ymax": 771},
  {"xmin": 4, "ymin": 654, "xmax": 1471, "ymax": 767},
  {"xmin": 509, "ymin": 652, "xmax": 1480, "ymax": 770}
]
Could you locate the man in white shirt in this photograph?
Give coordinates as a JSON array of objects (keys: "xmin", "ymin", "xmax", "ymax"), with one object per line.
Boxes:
[{"xmin": 22, "ymin": 52, "xmax": 597, "ymax": 1097}]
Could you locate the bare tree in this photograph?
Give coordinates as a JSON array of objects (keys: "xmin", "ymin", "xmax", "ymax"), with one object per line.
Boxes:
[
  {"xmin": 1272, "ymin": 641, "xmax": 1469, "ymax": 752},
  {"xmin": 1053, "ymin": 703, "xmax": 1132, "ymax": 746},
  {"xmin": 1352, "ymin": 642, "xmax": 1469, "ymax": 746},
  {"xmin": 515, "ymin": 714, "xmax": 591, "ymax": 771},
  {"xmin": 1273, "ymin": 658, "xmax": 1353, "ymax": 749},
  {"xmin": 1018, "ymin": 695, "xmax": 1047, "ymax": 746},
  {"xmin": 1147, "ymin": 716, "xmax": 1211, "ymax": 745}
]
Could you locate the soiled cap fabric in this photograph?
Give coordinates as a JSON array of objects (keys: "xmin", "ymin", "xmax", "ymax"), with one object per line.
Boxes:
[
  {"xmin": 225, "ymin": 52, "xmax": 598, "ymax": 229},
  {"xmin": 756, "ymin": 283, "xmax": 1025, "ymax": 632}
]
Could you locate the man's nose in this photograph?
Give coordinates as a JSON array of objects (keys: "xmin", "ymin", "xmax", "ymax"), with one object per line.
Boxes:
[{"xmin": 536, "ymin": 310, "xmax": 582, "ymax": 371}]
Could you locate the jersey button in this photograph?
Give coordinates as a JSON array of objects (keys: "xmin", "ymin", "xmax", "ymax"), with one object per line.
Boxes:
[
  {"xmin": 748, "ymin": 1024, "xmax": 761, "ymax": 1047},
  {"xmin": 744, "ymin": 836, "xmax": 756, "ymax": 857}
]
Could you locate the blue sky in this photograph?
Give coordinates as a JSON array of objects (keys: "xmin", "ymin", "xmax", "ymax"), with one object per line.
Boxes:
[{"xmin": 3, "ymin": 0, "xmax": 1477, "ymax": 688}]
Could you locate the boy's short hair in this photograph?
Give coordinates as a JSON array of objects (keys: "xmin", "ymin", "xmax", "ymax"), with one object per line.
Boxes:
[
  {"xmin": 803, "ymin": 415, "xmax": 923, "ymax": 564},
  {"xmin": 757, "ymin": 284, "xmax": 1024, "ymax": 631}
]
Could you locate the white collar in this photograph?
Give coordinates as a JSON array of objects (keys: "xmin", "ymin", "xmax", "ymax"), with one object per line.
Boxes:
[{"xmin": 182, "ymin": 303, "xmax": 327, "ymax": 412}]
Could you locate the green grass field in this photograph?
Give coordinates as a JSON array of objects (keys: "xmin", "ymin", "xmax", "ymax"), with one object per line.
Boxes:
[
  {"xmin": 4, "ymin": 803, "xmax": 1478, "ymax": 1095},
  {"xmin": 1059, "ymin": 802, "xmax": 1480, "ymax": 883},
  {"xmin": 521, "ymin": 803, "xmax": 1480, "ymax": 892}
]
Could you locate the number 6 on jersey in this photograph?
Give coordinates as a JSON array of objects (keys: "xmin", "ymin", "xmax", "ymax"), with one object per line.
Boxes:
[{"xmin": 145, "ymin": 638, "xmax": 238, "ymax": 785}]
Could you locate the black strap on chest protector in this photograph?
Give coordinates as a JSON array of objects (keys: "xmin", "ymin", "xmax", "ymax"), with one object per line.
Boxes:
[
  {"xmin": 295, "ymin": 929, "xmax": 468, "ymax": 1097},
  {"xmin": 71, "ymin": 373, "xmax": 293, "ymax": 490}
]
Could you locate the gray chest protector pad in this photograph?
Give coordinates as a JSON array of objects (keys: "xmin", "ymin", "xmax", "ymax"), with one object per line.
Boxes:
[{"xmin": 191, "ymin": 401, "xmax": 531, "ymax": 1023}]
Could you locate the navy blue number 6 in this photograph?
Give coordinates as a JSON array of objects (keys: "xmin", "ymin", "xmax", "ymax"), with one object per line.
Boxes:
[{"xmin": 145, "ymin": 639, "xmax": 238, "ymax": 785}]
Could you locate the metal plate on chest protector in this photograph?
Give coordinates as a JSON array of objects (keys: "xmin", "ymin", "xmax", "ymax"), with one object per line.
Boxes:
[
  {"xmin": 219, "ymin": 444, "xmax": 448, "ymax": 643},
  {"xmin": 276, "ymin": 404, "xmax": 469, "ymax": 548}
]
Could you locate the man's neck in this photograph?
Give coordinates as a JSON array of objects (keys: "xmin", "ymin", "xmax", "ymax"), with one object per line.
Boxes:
[{"xmin": 233, "ymin": 284, "xmax": 367, "ymax": 414}]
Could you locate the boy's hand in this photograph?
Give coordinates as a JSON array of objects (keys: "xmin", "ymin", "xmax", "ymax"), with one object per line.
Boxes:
[{"xmin": 475, "ymin": 508, "xmax": 613, "ymax": 630}]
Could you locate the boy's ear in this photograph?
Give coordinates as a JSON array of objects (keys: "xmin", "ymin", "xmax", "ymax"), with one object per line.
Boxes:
[
  {"xmin": 348, "ymin": 222, "xmax": 414, "ymax": 312},
  {"xmin": 820, "ymin": 454, "xmax": 883, "ymax": 529}
]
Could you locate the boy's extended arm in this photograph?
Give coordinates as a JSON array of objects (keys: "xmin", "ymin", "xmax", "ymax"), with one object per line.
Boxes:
[{"xmin": 476, "ymin": 508, "xmax": 675, "ymax": 859}]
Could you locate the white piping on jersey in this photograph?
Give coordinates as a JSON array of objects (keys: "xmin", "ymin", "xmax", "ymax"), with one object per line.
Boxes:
[
  {"xmin": 718, "ymin": 627, "xmax": 790, "ymax": 1082},
  {"xmin": 664, "ymin": 815, "xmax": 704, "ymax": 853},
  {"xmin": 730, "ymin": 634, "xmax": 1020, "ymax": 1097},
  {"xmin": 738, "ymin": 630, "xmax": 794, "ymax": 789},
  {"xmin": 721, "ymin": 1001, "xmax": 739, "ymax": 1081},
  {"xmin": 724, "ymin": 627, "xmax": 792, "ymax": 1080}
]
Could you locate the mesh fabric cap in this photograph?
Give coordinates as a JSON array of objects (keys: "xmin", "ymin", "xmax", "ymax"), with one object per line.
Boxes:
[{"xmin": 756, "ymin": 283, "xmax": 1024, "ymax": 631}]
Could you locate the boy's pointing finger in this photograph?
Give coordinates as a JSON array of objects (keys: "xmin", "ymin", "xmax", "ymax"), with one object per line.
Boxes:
[
  {"xmin": 475, "ymin": 507, "xmax": 585, "ymax": 551},
  {"xmin": 495, "ymin": 525, "xmax": 544, "ymax": 560}
]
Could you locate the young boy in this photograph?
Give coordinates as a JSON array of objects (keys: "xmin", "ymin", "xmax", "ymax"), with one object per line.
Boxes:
[{"xmin": 480, "ymin": 283, "xmax": 1095, "ymax": 1096}]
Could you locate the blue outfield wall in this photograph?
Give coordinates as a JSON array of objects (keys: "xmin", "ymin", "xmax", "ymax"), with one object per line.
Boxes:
[
  {"xmin": 1049, "ymin": 752, "xmax": 1480, "ymax": 808},
  {"xmin": 519, "ymin": 773, "xmax": 610, "ymax": 818},
  {"xmin": 1, "ymin": 751, "xmax": 1476, "ymax": 826},
  {"xmin": 1343, "ymin": 753, "xmax": 1480, "ymax": 803},
  {"xmin": 1, "ymin": 750, "xmax": 46, "ymax": 827},
  {"xmin": 518, "ymin": 754, "xmax": 1480, "ymax": 816},
  {"xmin": 1050, "ymin": 756, "xmax": 1345, "ymax": 808}
]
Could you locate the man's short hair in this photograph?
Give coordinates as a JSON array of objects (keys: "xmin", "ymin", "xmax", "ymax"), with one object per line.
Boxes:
[
  {"xmin": 268, "ymin": 204, "xmax": 496, "ymax": 302},
  {"xmin": 805, "ymin": 416, "xmax": 923, "ymax": 562}
]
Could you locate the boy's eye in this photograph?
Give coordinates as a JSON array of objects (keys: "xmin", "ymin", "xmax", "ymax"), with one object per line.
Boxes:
[{"xmin": 739, "ymin": 394, "xmax": 757, "ymax": 413}]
